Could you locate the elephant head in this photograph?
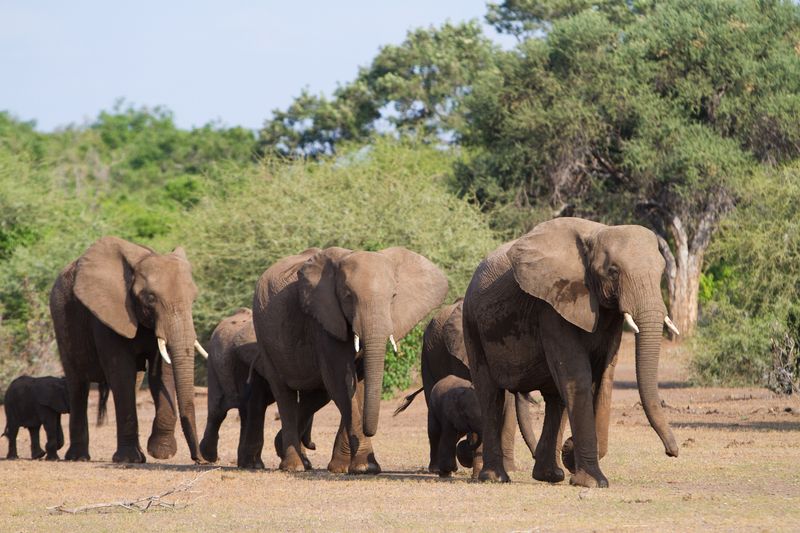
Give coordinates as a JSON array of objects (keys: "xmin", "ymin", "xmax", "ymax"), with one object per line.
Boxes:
[
  {"xmin": 298, "ymin": 246, "xmax": 448, "ymax": 437},
  {"xmin": 507, "ymin": 217, "xmax": 679, "ymax": 457},
  {"xmin": 73, "ymin": 236, "xmax": 204, "ymax": 459}
]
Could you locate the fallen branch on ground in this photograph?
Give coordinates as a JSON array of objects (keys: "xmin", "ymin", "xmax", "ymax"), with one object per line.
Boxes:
[{"xmin": 47, "ymin": 467, "xmax": 220, "ymax": 514}]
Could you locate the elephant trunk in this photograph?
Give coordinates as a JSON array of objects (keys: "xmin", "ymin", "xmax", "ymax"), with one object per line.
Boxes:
[
  {"xmin": 515, "ymin": 392, "xmax": 538, "ymax": 459},
  {"xmin": 634, "ymin": 309, "xmax": 679, "ymax": 457},
  {"xmin": 362, "ymin": 334, "xmax": 387, "ymax": 437},
  {"xmin": 163, "ymin": 317, "xmax": 200, "ymax": 461}
]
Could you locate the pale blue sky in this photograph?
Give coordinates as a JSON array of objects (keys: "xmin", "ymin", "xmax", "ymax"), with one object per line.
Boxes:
[{"xmin": 1, "ymin": 1, "xmax": 511, "ymax": 131}]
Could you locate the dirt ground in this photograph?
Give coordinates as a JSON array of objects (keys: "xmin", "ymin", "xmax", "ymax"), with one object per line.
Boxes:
[{"xmin": 2, "ymin": 333, "xmax": 799, "ymax": 532}]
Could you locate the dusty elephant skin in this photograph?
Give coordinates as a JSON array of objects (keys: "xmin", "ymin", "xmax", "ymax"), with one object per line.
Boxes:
[
  {"xmin": 49, "ymin": 236, "xmax": 207, "ymax": 463},
  {"xmin": 248, "ymin": 246, "xmax": 448, "ymax": 474},
  {"xmin": 199, "ymin": 308, "xmax": 315, "ymax": 467},
  {"xmin": 463, "ymin": 217, "xmax": 679, "ymax": 488},
  {"xmin": 394, "ymin": 298, "xmax": 538, "ymax": 475}
]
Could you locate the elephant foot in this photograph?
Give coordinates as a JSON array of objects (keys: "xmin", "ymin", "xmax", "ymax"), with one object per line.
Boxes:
[
  {"xmin": 45, "ymin": 452, "xmax": 60, "ymax": 461},
  {"xmin": 65, "ymin": 445, "xmax": 90, "ymax": 461},
  {"xmin": 238, "ymin": 455, "xmax": 265, "ymax": 470},
  {"xmin": 199, "ymin": 438, "xmax": 219, "ymax": 463},
  {"xmin": 147, "ymin": 433, "xmax": 177, "ymax": 460},
  {"xmin": 112, "ymin": 445, "xmax": 146, "ymax": 464},
  {"xmin": 569, "ymin": 468, "xmax": 608, "ymax": 488},
  {"xmin": 348, "ymin": 454, "xmax": 381, "ymax": 475},
  {"xmin": 561, "ymin": 436, "xmax": 576, "ymax": 474},
  {"xmin": 478, "ymin": 466, "xmax": 510, "ymax": 483},
  {"xmin": 6, "ymin": 452, "xmax": 18, "ymax": 460},
  {"xmin": 279, "ymin": 453, "xmax": 307, "ymax": 472},
  {"xmin": 456, "ymin": 440, "xmax": 474, "ymax": 468},
  {"xmin": 31, "ymin": 448, "xmax": 46, "ymax": 460},
  {"xmin": 427, "ymin": 460, "xmax": 439, "ymax": 474},
  {"xmin": 533, "ymin": 461, "xmax": 565, "ymax": 483},
  {"xmin": 438, "ymin": 470, "xmax": 454, "ymax": 478}
]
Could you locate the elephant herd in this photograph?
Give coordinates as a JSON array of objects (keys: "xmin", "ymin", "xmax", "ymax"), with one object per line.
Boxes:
[{"xmin": 2, "ymin": 217, "xmax": 681, "ymax": 488}]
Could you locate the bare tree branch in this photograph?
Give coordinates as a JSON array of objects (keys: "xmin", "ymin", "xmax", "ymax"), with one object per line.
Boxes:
[{"xmin": 47, "ymin": 467, "xmax": 220, "ymax": 514}]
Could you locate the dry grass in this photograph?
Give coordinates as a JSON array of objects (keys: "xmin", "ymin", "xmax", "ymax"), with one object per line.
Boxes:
[{"xmin": 2, "ymin": 334, "xmax": 800, "ymax": 532}]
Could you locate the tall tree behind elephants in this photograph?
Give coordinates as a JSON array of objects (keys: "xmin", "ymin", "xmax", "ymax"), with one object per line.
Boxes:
[{"xmin": 456, "ymin": 0, "xmax": 800, "ymax": 335}]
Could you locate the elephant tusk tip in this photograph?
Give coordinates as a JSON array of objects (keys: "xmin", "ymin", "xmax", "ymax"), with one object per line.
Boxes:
[
  {"xmin": 664, "ymin": 316, "xmax": 680, "ymax": 336},
  {"xmin": 623, "ymin": 312, "xmax": 639, "ymax": 334}
]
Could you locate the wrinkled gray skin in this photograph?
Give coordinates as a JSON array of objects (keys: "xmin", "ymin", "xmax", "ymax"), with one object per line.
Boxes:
[
  {"xmin": 3, "ymin": 376, "xmax": 69, "ymax": 460},
  {"xmin": 428, "ymin": 375, "xmax": 484, "ymax": 477},
  {"xmin": 50, "ymin": 237, "xmax": 205, "ymax": 463},
  {"xmin": 199, "ymin": 308, "xmax": 315, "ymax": 467},
  {"xmin": 250, "ymin": 246, "xmax": 448, "ymax": 474},
  {"xmin": 463, "ymin": 218, "xmax": 679, "ymax": 488},
  {"xmin": 394, "ymin": 299, "xmax": 538, "ymax": 475}
]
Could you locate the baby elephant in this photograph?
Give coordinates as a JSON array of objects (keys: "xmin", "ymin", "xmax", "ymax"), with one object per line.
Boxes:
[
  {"xmin": 3, "ymin": 376, "xmax": 70, "ymax": 460},
  {"xmin": 429, "ymin": 375, "xmax": 483, "ymax": 477}
]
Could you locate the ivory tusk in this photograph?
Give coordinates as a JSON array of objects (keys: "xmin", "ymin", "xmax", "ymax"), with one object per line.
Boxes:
[
  {"xmin": 157, "ymin": 337, "xmax": 172, "ymax": 365},
  {"xmin": 354, "ymin": 334, "xmax": 360, "ymax": 353},
  {"xmin": 389, "ymin": 335, "xmax": 398, "ymax": 353},
  {"xmin": 664, "ymin": 316, "xmax": 680, "ymax": 336},
  {"xmin": 623, "ymin": 312, "xmax": 640, "ymax": 334},
  {"xmin": 194, "ymin": 339, "xmax": 209, "ymax": 359}
]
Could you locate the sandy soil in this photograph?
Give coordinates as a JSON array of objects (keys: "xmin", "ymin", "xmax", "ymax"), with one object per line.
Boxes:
[{"xmin": 2, "ymin": 333, "xmax": 799, "ymax": 532}]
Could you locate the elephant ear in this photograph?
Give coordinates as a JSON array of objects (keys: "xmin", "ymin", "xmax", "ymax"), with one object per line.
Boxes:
[
  {"xmin": 74, "ymin": 236, "xmax": 152, "ymax": 339},
  {"xmin": 442, "ymin": 299, "xmax": 469, "ymax": 369},
  {"xmin": 507, "ymin": 217, "xmax": 604, "ymax": 333},
  {"xmin": 380, "ymin": 247, "xmax": 449, "ymax": 340},
  {"xmin": 297, "ymin": 247, "xmax": 352, "ymax": 341}
]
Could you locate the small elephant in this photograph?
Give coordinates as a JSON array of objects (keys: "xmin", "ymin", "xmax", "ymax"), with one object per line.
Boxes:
[
  {"xmin": 463, "ymin": 217, "xmax": 680, "ymax": 488},
  {"xmin": 428, "ymin": 375, "xmax": 484, "ymax": 477},
  {"xmin": 199, "ymin": 308, "xmax": 315, "ymax": 467},
  {"xmin": 394, "ymin": 299, "xmax": 538, "ymax": 475},
  {"xmin": 2, "ymin": 376, "xmax": 107, "ymax": 460},
  {"xmin": 248, "ymin": 246, "xmax": 448, "ymax": 474},
  {"xmin": 50, "ymin": 236, "xmax": 208, "ymax": 463}
]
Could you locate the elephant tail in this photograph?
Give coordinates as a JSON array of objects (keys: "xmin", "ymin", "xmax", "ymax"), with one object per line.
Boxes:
[
  {"xmin": 393, "ymin": 387, "xmax": 424, "ymax": 416},
  {"xmin": 96, "ymin": 383, "xmax": 110, "ymax": 427}
]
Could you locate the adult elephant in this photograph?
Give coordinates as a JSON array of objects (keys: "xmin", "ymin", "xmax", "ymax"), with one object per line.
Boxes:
[
  {"xmin": 199, "ymin": 308, "xmax": 315, "ymax": 467},
  {"xmin": 248, "ymin": 246, "xmax": 448, "ymax": 473},
  {"xmin": 394, "ymin": 298, "xmax": 538, "ymax": 475},
  {"xmin": 50, "ymin": 236, "xmax": 208, "ymax": 463},
  {"xmin": 463, "ymin": 217, "xmax": 680, "ymax": 488}
]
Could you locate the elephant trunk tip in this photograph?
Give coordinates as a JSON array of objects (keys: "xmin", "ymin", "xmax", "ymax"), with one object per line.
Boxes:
[{"xmin": 664, "ymin": 437, "xmax": 679, "ymax": 458}]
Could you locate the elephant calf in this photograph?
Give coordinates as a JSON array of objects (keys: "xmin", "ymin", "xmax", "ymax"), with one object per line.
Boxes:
[
  {"xmin": 2, "ymin": 376, "xmax": 106, "ymax": 460},
  {"xmin": 428, "ymin": 375, "xmax": 483, "ymax": 477}
]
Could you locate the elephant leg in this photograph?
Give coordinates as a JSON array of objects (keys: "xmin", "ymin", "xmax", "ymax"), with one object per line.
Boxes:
[
  {"xmin": 56, "ymin": 417, "xmax": 65, "ymax": 450},
  {"xmin": 238, "ymin": 373, "xmax": 270, "ymax": 469},
  {"xmin": 96, "ymin": 333, "xmax": 144, "ymax": 463},
  {"xmin": 43, "ymin": 414, "xmax": 61, "ymax": 460},
  {"xmin": 533, "ymin": 394, "xmax": 566, "ymax": 483},
  {"xmin": 501, "ymin": 391, "xmax": 518, "ymax": 472},
  {"xmin": 29, "ymin": 426, "xmax": 45, "ymax": 459},
  {"xmin": 147, "ymin": 356, "xmax": 178, "ymax": 460},
  {"xmin": 64, "ymin": 378, "xmax": 90, "ymax": 461},
  {"xmin": 6, "ymin": 425, "xmax": 19, "ymax": 459},
  {"xmin": 437, "ymin": 423, "xmax": 460, "ymax": 478},
  {"xmin": 275, "ymin": 389, "xmax": 328, "ymax": 470},
  {"xmin": 200, "ymin": 363, "xmax": 227, "ymax": 463},
  {"xmin": 427, "ymin": 409, "xmax": 442, "ymax": 473},
  {"xmin": 543, "ymin": 341, "xmax": 606, "ymax": 488},
  {"xmin": 562, "ymin": 351, "xmax": 618, "ymax": 471},
  {"xmin": 470, "ymin": 366, "xmax": 507, "ymax": 482}
]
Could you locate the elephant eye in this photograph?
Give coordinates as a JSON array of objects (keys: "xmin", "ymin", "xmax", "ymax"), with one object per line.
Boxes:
[
  {"xmin": 608, "ymin": 265, "xmax": 620, "ymax": 280},
  {"xmin": 143, "ymin": 292, "xmax": 157, "ymax": 305}
]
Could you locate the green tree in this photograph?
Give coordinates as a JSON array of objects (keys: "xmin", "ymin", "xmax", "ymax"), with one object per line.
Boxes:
[
  {"xmin": 258, "ymin": 21, "xmax": 498, "ymax": 157},
  {"xmin": 458, "ymin": 0, "xmax": 800, "ymax": 335}
]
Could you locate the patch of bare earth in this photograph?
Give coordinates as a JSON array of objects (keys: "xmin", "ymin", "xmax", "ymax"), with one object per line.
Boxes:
[{"xmin": 2, "ymin": 333, "xmax": 799, "ymax": 531}]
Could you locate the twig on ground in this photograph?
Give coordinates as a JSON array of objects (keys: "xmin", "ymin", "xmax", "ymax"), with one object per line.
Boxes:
[{"xmin": 47, "ymin": 467, "xmax": 220, "ymax": 514}]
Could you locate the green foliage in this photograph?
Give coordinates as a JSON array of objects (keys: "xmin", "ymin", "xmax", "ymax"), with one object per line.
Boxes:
[
  {"xmin": 382, "ymin": 325, "xmax": 424, "ymax": 398},
  {"xmin": 259, "ymin": 21, "xmax": 498, "ymax": 157},
  {"xmin": 696, "ymin": 163, "xmax": 800, "ymax": 385}
]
